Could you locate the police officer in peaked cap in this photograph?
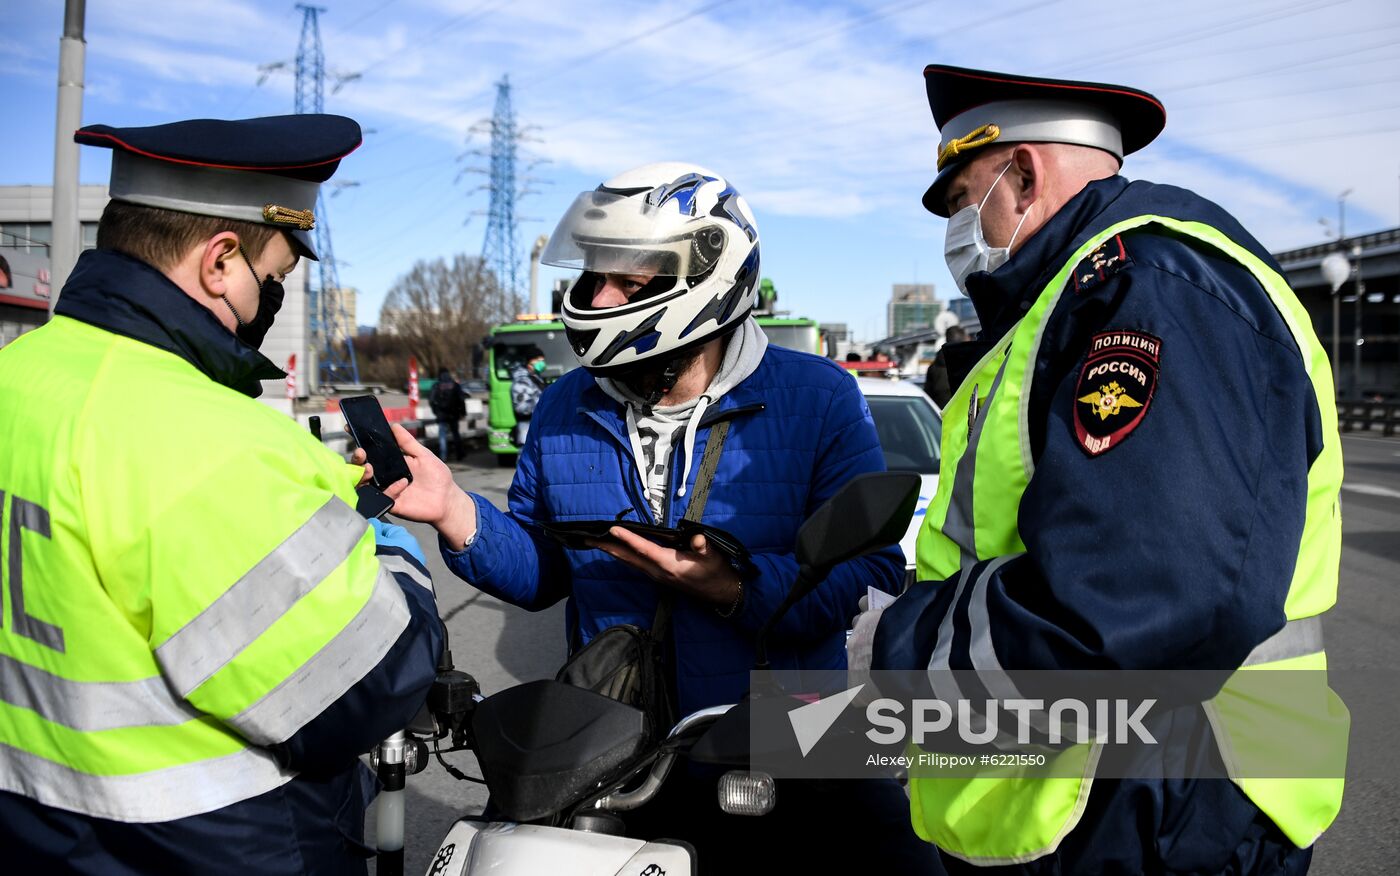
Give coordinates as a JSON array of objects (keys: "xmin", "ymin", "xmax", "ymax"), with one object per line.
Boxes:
[
  {"xmin": 849, "ymin": 67, "xmax": 1346, "ymax": 874},
  {"xmin": 0, "ymin": 115, "xmax": 445, "ymax": 875}
]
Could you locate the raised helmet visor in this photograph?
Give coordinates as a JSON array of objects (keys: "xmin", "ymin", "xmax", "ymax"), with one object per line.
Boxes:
[{"xmin": 541, "ymin": 190, "xmax": 728, "ymax": 279}]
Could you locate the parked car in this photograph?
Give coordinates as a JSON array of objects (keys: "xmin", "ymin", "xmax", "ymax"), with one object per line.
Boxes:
[{"xmin": 855, "ymin": 377, "xmax": 942, "ymax": 584}]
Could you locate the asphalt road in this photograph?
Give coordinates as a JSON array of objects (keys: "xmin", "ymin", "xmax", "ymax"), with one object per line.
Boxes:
[
  {"xmin": 1311, "ymin": 433, "xmax": 1400, "ymax": 875},
  {"xmin": 365, "ymin": 449, "xmax": 566, "ymax": 876},
  {"xmin": 369, "ymin": 434, "xmax": 1400, "ymax": 875}
]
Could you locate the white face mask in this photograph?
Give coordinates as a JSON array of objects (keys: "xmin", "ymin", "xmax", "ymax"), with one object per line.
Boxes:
[{"xmin": 943, "ymin": 161, "xmax": 1034, "ymax": 295}]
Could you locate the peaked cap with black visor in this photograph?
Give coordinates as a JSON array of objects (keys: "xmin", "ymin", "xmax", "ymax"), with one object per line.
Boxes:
[
  {"xmin": 921, "ymin": 65, "xmax": 1166, "ymax": 217},
  {"xmin": 544, "ymin": 162, "xmax": 762, "ymax": 403},
  {"xmin": 75, "ymin": 114, "xmax": 363, "ymax": 259}
]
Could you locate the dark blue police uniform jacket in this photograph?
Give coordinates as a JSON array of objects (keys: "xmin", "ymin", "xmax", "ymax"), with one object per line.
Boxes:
[{"xmin": 875, "ymin": 176, "xmax": 1326, "ymax": 876}]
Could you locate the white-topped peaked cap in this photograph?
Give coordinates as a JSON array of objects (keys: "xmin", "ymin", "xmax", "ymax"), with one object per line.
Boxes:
[
  {"xmin": 922, "ymin": 66, "xmax": 1166, "ymax": 217},
  {"xmin": 75, "ymin": 115, "xmax": 363, "ymax": 259}
]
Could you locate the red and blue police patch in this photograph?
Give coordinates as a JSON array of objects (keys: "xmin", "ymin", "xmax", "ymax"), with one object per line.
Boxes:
[{"xmin": 1073, "ymin": 330, "xmax": 1161, "ymax": 457}]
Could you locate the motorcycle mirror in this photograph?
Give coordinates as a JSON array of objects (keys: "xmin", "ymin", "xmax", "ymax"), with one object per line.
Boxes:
[
  {"xmin": 754, "ymin": 471, "xmax": 920, "ymax": 669},
  {"xmin": 793, "ymin": 471, "xmax": 921, "ymax": 584}
]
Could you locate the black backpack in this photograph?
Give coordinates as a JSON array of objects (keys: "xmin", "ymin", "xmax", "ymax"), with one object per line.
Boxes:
[{"xmin": 430, "ymin": 378, "xmax": 457, "ymax": 412}]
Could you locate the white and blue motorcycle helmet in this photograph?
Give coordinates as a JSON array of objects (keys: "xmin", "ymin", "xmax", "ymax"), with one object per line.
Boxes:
[{"xmin": 542, "ymin": 162, "xmax": 761, "ymax": 377}]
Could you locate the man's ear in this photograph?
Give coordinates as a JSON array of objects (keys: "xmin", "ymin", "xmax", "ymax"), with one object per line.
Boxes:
[
  {"xmin": 197, "ymin": 232, "xmax": 242, "ymax": 300},
  {"xmin": 1011, "ymin": 144, "xmax": 1043, "ymax": 213}
]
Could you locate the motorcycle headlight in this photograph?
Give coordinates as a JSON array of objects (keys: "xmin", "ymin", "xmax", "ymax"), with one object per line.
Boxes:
[{"xmin": 717, "ymin": 770, "xmax": 776, "ymax": 816}]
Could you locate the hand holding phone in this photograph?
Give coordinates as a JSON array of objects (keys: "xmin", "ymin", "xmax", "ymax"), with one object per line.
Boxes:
[{"xmin": 340, "ymin": 395, "xmax": 413, "ymax": 489}]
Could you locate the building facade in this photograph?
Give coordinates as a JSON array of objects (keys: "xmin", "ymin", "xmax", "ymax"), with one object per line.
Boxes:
[
  {"xmin": 324, "ymin": 286, "xmax": 358, "ymax": 338},
  {"xmin": 0, "ymin": 185, "xmax": 106, "ymax": 347},
  {"xmin": 888, "ymin": 283, "xmax": 941, "ymax": 338}
]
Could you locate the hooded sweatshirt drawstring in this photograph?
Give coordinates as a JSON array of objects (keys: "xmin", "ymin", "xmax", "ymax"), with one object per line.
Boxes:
[{"xmin": 675, "ymin": 394, "xmax": 712, "ymax": 500}]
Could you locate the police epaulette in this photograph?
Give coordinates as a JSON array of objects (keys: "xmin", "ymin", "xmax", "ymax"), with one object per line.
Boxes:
[{"xmin": 1072, "ymin": 234, "xmax": 1131, "ymax": 294}]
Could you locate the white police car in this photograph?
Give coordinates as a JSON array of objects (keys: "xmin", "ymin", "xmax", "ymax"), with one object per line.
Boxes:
[{"xmin": 855, "ymin": 377, "xmax": 942, "ymax": 586}]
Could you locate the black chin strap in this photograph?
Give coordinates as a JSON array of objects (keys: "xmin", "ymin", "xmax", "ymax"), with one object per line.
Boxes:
[
  {"xmin": 619, "ymin": 349, "xmax": 695, "ymax": 409},
  {"xmin": 643, "ymin": 356, "xmax": 688, "ymax": 408}
]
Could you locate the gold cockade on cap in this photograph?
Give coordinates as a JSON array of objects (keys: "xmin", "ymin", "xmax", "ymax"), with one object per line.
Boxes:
[
  {"xmin": 262, "ymin": 204, "xmax": 316, "ymax": 231},
  {"xmin": 937, "ymin": 123, "xmax": 1001, "ymax": 171}
]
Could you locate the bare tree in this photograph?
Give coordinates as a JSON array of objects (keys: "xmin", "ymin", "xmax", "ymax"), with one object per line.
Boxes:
[{"xmin": 377, "ymin": 254, "xmax": 519, "ymax": 377}]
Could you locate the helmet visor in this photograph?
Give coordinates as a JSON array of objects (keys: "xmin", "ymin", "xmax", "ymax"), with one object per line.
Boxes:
[{"xmin": 541, "ymin": 190, "xmax": 727, "ymax": 278}]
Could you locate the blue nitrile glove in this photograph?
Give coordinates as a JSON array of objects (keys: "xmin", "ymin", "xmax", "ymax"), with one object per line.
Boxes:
[{"xmin": 370, "ymin": 518, "xmax": 428, "ymax": 567}]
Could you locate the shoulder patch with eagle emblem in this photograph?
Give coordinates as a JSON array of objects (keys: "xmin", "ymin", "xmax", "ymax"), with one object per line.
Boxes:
[{"xmin": 1073, "ymin": 330, "xmax": 1161, "ymax": 456}]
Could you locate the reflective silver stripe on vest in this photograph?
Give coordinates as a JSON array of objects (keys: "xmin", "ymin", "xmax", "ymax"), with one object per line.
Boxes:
[
  {"xmin": 0, "ymin": 740, "xmax": 294, "ymax": 823},
  {"xmin": 226, "ymin": 560, "xmax": 412, "ymax": 745},
  {"xmin": 155, "ymin": 497, "xmax": 368, "ymax": 697},
  {"xmin": 1241, "ymin": 615, "xmax": 1324, "ymax": 666},
  {"xmin": 380, "ymin": 552, "xmax": 434, "ymax": 596},
  {"xmin": 0, "ymin": 653, "xmax": 202, "ymax": 732},
  {"xmin": 964, "ymin": 554, "xmax": 1060, "ymax": 746},
  {"xmin": 941, "ymin": 350, "xmax": 1014, "ymax": 565},
  {"xmin": 926, "ymin": 566, "xmax": 975, "ymax": 704}
]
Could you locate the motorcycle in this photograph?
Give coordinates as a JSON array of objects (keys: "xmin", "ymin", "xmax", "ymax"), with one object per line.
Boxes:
[{"xmin": 371, "ymin": 470, "xmax": 920, "ymax": 876}]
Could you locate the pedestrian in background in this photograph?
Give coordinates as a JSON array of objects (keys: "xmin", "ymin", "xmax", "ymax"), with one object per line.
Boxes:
[
  {"xmin": 922, "ymin": 323, "xmax": 967, "ymax": 407},
  {"xmin": 509, "ymin": 345, "xmax": 546, "ymax": 446},
  {"xmin": 430, "ymin": 367, "xmax": 467, "ymax": 460}
]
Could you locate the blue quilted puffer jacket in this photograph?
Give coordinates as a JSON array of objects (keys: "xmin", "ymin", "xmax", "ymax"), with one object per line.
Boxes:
[{"xmin": 442, "ymin": 344, "xmax": 905, "ymax": 714}]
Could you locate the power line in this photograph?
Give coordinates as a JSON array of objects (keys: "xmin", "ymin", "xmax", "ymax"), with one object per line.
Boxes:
[
  {"xmin": 1178, "ymin": 100, "xmax": 1400, "ymax": 139},
  {"xmin": 367, "ymin": 0, "xmax": 740, "ymax": 151},
  {"xmin": 1172, "ymin": 70, "xmax": 1400, "ymax": 112},
  {"xmin": 516, "ymin": 0, "xmax": 739, "ymax": 91},
  {"xmin": 1164, "ymin": 34, "xmax": 1400, "ymax": 92},
  {"xmin": 541, "ymin": 0, "xmax": 963, "ymax": 133},
  {"xmin": 325, "ymin": 0, "xmax": 402, "ymax": 38},
  {"xmin": 1048, "ymin": 0, "xmax": 1347, "ymax": 77},
  {"xmin": 353, "ymin": 0, "xmax": 513, "ymax": 82},
  {"xmin": 613, "ymin": 0, "xmax": 1068, "ymax": 158},
  {"xmin": 327, "ymin": 0, "xmax": 520, "ymax": 153},
  {"xmin": 1139, "ymin": 18, "xmax": 1400, "ymax": 72},
  {"xmin": 1156, "ymin": 121, "xmax": 1400, "ymax": 158}
]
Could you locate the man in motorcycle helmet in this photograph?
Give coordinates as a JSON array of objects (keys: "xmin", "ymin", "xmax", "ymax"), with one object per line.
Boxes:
[{"xmin": 382, "ymin": 163, "xmax": 941, "ymax": 873}]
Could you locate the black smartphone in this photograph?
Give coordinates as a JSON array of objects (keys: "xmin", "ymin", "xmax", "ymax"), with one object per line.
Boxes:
[
  {"xmin": 355, "ymin": 484, "xmax": 395, "ymax": 520},
  {"xmin": 340, "ymin": 395, "xmax": 413, "ymax": 489}
]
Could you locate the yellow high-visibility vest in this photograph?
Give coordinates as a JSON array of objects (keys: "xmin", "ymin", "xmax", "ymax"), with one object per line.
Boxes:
[
  {"xmin": 0, "ymin": 315, "xmax": 419, "ymax": 822},
  {"xmin": 911, "ymin": 216, "xmax": 1347, "ymax": 864}
]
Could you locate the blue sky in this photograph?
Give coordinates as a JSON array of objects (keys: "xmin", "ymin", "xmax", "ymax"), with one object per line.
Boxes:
[{"xmin": 4, "ymin": 0, "xmax": 1399, "ymax": 342}]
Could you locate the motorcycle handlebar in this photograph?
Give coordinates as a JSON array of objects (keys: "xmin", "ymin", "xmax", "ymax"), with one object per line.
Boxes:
[{"xmin": 593, "ymin": 703, "xmax": 737, "ymax": 812}]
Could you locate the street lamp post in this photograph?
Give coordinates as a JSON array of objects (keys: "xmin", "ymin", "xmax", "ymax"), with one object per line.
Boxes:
[
  {"xmin": 48, "ymin": 0, "xmax": 87, "ymax": 312},
  {"xmin": 1320, "ymin": 252, "xmax": 1350, "ymax": 399},
  {"xmin": 1352, "ymin": 242, "xmax": 1365, "ymax": 398},
  {"xmin": 528, "ymin": 234, "xmax": 547, "ymax": 316},
  {"xmin": 1334, "ymin": 190, "xmax": 1352, "ymax": 397}
]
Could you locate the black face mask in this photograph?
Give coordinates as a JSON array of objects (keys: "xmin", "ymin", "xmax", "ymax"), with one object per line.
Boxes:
[{"xmin": 228, "ymin": 243, "xmax": 286, "ymax": 349}]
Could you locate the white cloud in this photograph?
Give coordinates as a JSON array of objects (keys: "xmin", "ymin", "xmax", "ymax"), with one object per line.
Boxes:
[
  {"xmin": 750, "ymin": 187, "xmax": 870, "ymax": 217},
  {"xmin": 8, "ymin": 0, "xmax": 1400, "ymax": 335}
]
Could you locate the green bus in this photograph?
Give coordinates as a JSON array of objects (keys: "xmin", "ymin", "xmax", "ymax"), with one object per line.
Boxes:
[{"xmin": 486, "ymin": 313, "xmax": 821, "ymax": 461}]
